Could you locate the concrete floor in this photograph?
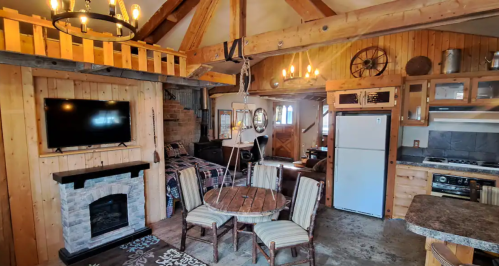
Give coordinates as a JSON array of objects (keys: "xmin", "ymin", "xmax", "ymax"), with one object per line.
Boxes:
[
  {"xmin": 150, "ymin": 207, "xmax": 426, "ymax": 266},
  {"xmin": 37, "ymin": 207, "xmax": 426, "ymax": 266}
]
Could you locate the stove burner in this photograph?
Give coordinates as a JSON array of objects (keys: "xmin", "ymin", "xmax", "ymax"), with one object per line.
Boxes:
[
  {"xmin": 448, "ymin": 159, "xmax": 478, "ymax": 165},
  {"xmin": 425, "ymin": 157, "xmax": 446, "ymax": 163},
  {"xmin": 481, "ymin": 162, "xmax": 499, "ymax": 168}
]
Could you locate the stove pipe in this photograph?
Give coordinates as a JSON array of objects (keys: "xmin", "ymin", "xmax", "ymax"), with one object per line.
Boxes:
[{"xmin": 199, "ymin": 87, "xmax": 210, "ymax": 143}]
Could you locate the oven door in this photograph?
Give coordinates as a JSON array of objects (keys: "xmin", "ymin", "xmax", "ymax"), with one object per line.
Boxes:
[{"xmin": 430, "ymin": 191, "xmax": 470, "ymax": 201}]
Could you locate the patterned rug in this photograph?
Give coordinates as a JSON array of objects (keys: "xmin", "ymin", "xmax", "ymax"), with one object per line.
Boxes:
[{"xmin": 73, "ymin": 235, "xmax": 207, "ymax": 266}]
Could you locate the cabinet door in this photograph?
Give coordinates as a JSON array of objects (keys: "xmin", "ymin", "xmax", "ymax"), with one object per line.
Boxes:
[
  {"xmin": 402, "ymin": 81, "xmax": 428, "ymax": 126},
  {"xmin": 393, "ymin": 167, "xmax": 429, "ymax": 219},
  {"xmin": 334, "ymin": 90, "xmax": 363, "ymax": 108},
  {"xmin": 363, "ymin": 87, "xmax": 396, "ymax": 108},
  {"xmin": 471, "ymin": 76, "xmax": 499, "ymax": 105},
  {"xmin": 429, "ymin": 78, "xmax": 470, "ymax": 105}
]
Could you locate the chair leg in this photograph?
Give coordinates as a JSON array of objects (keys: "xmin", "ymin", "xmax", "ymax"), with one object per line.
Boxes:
[
  {"xmin": 309, "ymin": 242, "xmax": 315, "ymax": 266},
  {"xmin": 212, "ymin": 223, "xmax": 219, "ymax": 263},
  {"xmin": 180, "ymin": 220, "xmax": 187, "ymax": 251},
  {"xmin": 200, "ymin": 228, "xmax": 205, "ymax": 237},
  {"xmin": 291, "ymin": 247, "xmax": 297, "ymax": 257},
  {"xmin": 233, "ymin": 218, "xmax": 238, "ymax": 252},
  {"xmin": 252, "ymin": 232, "xmax": 257, "ymax": 264},
  {"xmin": 270, "ymin": 242, "xmax": 276, "ymax": 266}
]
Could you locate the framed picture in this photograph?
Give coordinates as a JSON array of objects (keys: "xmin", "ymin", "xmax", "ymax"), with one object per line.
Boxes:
[
  {"xmin": 234, "ymin": 109, "xmax": 253, "ymax": 129},
  {"xmin": 218, "ymin": 109, "xmax": 232, "ymax": 139}
]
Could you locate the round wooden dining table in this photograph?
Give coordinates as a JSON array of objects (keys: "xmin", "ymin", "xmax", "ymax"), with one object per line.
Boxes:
[{"xmin": 204, "ymin": 186, "xmax": 287, "ymax": 217}]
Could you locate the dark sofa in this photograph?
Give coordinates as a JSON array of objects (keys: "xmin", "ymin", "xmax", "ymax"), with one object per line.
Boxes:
[{"xmin": 280, "ymin": 159, "xmax": 326, "ymax": 204}]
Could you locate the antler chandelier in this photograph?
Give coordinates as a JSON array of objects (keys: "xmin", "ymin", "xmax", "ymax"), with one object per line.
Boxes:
[{"xmin": 49, "ymin": 0, "xmax": 141, "ymax": 42}]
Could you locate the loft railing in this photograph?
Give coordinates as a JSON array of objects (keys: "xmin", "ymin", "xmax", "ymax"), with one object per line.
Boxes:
[{"xmin": 0, "ymin": 7, "xmax": 187, "ymax": 77}]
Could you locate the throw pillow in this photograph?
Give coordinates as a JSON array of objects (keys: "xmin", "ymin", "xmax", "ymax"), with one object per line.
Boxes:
[
  {"xmin": 165, "ymin": 142, "xmax": 189, "ymax": 158},
  {"xmin": 312, "ymin": 158, "xmax": 327, "ymax": 173}
]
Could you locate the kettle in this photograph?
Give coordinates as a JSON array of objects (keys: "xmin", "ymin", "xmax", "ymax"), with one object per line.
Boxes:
[{"xmin": 485, "ymin": 51, "xmax": 499, "ymax": 70}]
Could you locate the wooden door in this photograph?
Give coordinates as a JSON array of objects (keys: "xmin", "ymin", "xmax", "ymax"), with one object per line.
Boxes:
[{"xmin": 273, "ymin": 102, "xmax": 296, "ymax": 159}]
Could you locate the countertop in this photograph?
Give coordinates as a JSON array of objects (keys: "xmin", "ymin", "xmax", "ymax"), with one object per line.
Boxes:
[
  {"xmin": 397, "ymin": 155, "xmax": 499, "ymax": 175},
  {"xmin": 406, "ymin": 195, "xmax": 499, "ymax": 253}
]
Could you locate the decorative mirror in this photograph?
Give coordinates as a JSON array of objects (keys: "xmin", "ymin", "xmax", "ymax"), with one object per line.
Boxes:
[
  {"xmin": 252, "ymin": 108, "xmax": 268, "ymax": 133},
  {"xmin": 235, "ymin": 109, "xmax": 253, "ymax": 129},
  {"xmin": 218, "ymin": 109, "xmax": 232, "ymax": 139}
]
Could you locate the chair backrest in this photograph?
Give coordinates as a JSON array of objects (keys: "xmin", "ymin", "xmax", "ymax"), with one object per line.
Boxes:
[
  {"xmin": 251, "ymin": 135, "xmax": 268, "ymax": 162},
  {"xmin": 250, "ymin": 164, "xmax": 282, "ymax": 191},
  {"xmin": 177, "ymin": 167, "xmax": 203, "ymax": 212},
  {"xmin": 290, "ymin": 174, "xmax": 323, "ymax": 231},
  {"xmin": 480, "ymin": 186, "xmax": 499, "ymax": 206}
]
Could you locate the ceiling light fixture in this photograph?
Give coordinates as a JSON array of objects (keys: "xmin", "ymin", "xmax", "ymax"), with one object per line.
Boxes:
[
  {"xmin": 282, "ymin": 50, "xmax": 320, "ymax": 85},
  {"xmin": 50, "ymin": 0, "xmax": 140, "ymax": 42}
]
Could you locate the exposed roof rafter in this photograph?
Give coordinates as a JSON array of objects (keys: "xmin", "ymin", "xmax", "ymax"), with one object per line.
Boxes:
[
  {"xmin": 144, "ymin": 0, "xmax": 200, "ymax": 44},
  {"xmin": 230, "ymin": 0, "xmax": 246, "ymax": 40},
  {"xmin": 135, "ymin": 0, "xmax": 184, "ymax": 41},
  {"xmin": 285, "ymin": 0, "xmax": 336, "ymax": 22},
  {"xmin": 179, "ymin": 0, "xmax": 220, "ymax": 52}
]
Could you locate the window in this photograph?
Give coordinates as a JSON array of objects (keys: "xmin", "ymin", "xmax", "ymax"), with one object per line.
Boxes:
[
  {"xmin": 322, "ymin": 105, "xmax": 329, "ymax": 135},
  {"xmin": 275, "ymin": 104, "xmax": 294, "ymax": 125}
]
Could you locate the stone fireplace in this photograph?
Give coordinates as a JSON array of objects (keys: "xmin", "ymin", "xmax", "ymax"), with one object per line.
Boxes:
[{"xmin": 54, "ymin": 161, "xmax": 151, "ymax": 264}]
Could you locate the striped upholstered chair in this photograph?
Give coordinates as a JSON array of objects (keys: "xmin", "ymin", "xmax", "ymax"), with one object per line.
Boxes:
[
  {"xmin": 431, "ymin": 243, "xmax": 479, "ymax": 266},
  {"xmin": 252, "ymin": 173, "xmax": 324, "ymax": 266},
  {"xmin": 176, "ymin": 165, "xmax": 234, "ymax": 263},
  {"xmin": 233, "ymin": 163, "xmax": 284, "ymax": 251}
]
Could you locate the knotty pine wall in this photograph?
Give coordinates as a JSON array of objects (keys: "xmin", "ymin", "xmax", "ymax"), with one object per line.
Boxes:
[
  {"xmin": 0, "ymin": 64, "xmax": 166, "ymax": 266},
  {"xmin": 0, "ymin": 112, "xmax": 14, "ymax": 266},
  {"xmin": 251, "ymin": 29, "xmax": 499, "ymax": 91}
]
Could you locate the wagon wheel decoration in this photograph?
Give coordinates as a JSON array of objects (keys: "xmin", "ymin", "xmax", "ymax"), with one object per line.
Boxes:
[{"xmin": 350, "ymin": 46, "xmax": 388, "ymax": 78}]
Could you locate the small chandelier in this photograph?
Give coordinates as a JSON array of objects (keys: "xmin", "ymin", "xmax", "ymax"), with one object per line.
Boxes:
[
  {"xmin": 50, "ymin": 0, "xmax": 140, "ymax": 42},
  {"xmin": 282, "ymin": 50, "xmax": 319, "ymax": 84}
]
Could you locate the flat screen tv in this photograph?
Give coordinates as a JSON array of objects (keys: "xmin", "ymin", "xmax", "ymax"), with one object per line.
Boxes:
[{"xmin": 45, "ymin": 98, "xmax": 131, "ymax": 148}]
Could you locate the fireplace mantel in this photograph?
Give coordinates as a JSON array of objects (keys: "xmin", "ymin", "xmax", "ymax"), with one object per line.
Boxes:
[{"xmin": 53, "ymin": 161, "xmax": 150, "ymax": 189}]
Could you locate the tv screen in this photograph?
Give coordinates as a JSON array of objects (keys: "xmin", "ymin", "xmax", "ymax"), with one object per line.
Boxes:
[{"xmin": 45, "ymin": 98, "xmax": 131, "ymax": 148}]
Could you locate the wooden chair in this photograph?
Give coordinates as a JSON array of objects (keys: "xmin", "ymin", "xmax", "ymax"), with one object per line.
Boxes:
[
  {"xmin": 252, "ymin": 173, "xmax": 324, "ymax": 266},
  {"xmin": 233, "ymin": 162, "xmax": 284, "ymax": 251},
  {"xmin": 430, "ymin": 243, "xmax": 479, "ymax": 266},
  {"xmin": 176, "ymin": 165, "xmax": 234, "ymax": 263}
]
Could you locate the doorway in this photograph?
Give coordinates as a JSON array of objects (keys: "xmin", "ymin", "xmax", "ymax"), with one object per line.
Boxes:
[{"xmin": 272, "ymin": 102, "xmax": 296, "ymax": 160}]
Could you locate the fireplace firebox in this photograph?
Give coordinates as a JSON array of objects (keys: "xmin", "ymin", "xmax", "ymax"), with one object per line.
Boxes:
[{"xmin": 89, "ymin": 194, "xmax": 129, "ymax": 238}]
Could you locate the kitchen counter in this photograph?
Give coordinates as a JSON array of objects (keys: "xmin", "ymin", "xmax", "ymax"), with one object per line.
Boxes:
[
  {"xmin": 406, "ymin": 195, "xmax": 499, "ymax": 253},
  {"xmin": 397, "ymin": 155, "xmax": 499, "ymax": 175}
]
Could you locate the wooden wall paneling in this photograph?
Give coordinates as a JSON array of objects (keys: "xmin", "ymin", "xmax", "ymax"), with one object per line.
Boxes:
[
  {"xmin": 488, "ymin": 37, "xmax": 497, "ymax": 70},
  {"xmin": 0, "ymin": 94, "xmax": 15, "ymax": 266},
  {"xmin": 427, "ymin": 30, "xmax": 436, "ymax": 74},
  {"xmin": 413, "ymin": 30, "xmax": 422, "ymax": 58},
  {"xmin": 471, "ymin": 35, "xmax": 481, "ymax": 72},
  {"xmin": 407, "ymin": 31, "xmax": 415, "ymax": 74},
  {"xmin": 456, "ymin": 33, "xmax": 465, "ymax": 72},
  {"xmin": 38, "ymin": 157, "xmax": 62, "ymax": 260},
  {"xmin": 0, "ymin": 64, "xmax": 38, "ymax": 266},
  {"xmin": 479, "ymin": 36, "xmax": 489, "ymax": 71},
  {"xmin": 32, "ymin": 15, "xmax": 46, "ymax": 56},
  {"xmin": 129, "ymin": 148, "xmax": 142, "ymax": 161},
  {"xmin": 23, "ymin": 69, "xmax": 50, "ymax": 264},
  {"xmin": 400, "ymin": 32, "xmax": 409, "ymax": 76},
  {"xmin": 395, "ymin": 33, "xmax": 403, "ymax": 75},
  {"xmin": 154, "ymin": 83, "xmax": 166, "ymax": 220},
  {"xmin": 83, "ymin": 39, "xmax": 94, "ymax": 63},
  {"xmin": 433, "ymin": 31, "xmax": 442, "ymax": 75},
  {"xmin": 35, "ymin": 78, "xmax": 50, "ymax": 154},
  {"xmin": 59, "ymin": 32, "xmax": 73, "ymax": 60},
  {"xmin": 74, "ymin": 80, "xmax": 83, "ymax": 99},
  {"xmin": 3, "ymin": 8, "xmax": 21, "ymax": 52},
  {"xmin": 388, "ymin": 33, "xmax": 397, "ymax": 75},
  {"xmin": 421, "ymin": 30, "xmax": 429, "ymax": 58}
]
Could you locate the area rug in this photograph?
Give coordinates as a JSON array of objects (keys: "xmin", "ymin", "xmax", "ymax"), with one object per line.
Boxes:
[{"xmin": 73, "ymin": 235, "xmax": 208, "ymax": 266}]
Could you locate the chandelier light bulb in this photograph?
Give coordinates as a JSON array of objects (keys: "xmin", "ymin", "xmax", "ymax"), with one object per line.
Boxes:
[
  {"xmin": 290, "ymin": 65, "xmax": 295, "ymax": 74},
  {"xmin": 50, "ymin": 0, "xmax": 59, "ymax": 11},
  {"xmin": 305, "ymin": 73, "xmax": 310, "ymax": 78},
  {"xmin": 314, "ymin": 69, "xmax": 319, "ymax": 76},
  {"xmin": 132, "ymin": 4, "xmax": 141, "ymax": 20},
  {"xmin": 109, "ymin": 0, "xmax": 116, "ymax": 16},
  {"xmin": 116, "ymin": 14, "xmax": 123, "ymax": 36},
  {"xmin": 79, "ymin": 10, "xmax": 88, "ymax": 33},
  {"xmin": 282, "ymin": 69, "xmax": 286, "ymax": 78},
  {"xmin": 307, "ymin": 65, "xmax": 312, "ymax": 73}
]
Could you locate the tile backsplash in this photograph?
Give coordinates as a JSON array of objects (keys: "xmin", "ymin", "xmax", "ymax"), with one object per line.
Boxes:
[{"xmin": 401, "ymin": 130, "xmax": 499, "ymax": 161}]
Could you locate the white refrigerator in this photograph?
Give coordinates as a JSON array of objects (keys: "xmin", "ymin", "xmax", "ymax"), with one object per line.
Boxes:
[{"xmin": 333, "ymin": 115, "xmax": 389, "ymax": 218}]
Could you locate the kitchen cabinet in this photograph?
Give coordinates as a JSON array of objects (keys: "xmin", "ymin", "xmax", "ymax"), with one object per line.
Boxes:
[
  {"xmin": 334, "ymin": 87, "xmax": 396, "ymax": 109},
  {"xmin": 393, "ymin": 165, "xmax": 429, "ymax": 219},
  {"xmin": 402, "ymin": 80, "xmax": 428, "ymax": 126},
  {"xmin": 429, "ymin": 78, "xmax": 470, "ymax": 105},
  {"xmin": 471, "ymin": 76, "xmax": 499, "ymax": 105}
]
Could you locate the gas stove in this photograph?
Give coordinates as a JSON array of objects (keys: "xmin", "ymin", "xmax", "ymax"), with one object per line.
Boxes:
[{"xmin": 423, "ymin": 157, "xmax": 499, "ymax": 170}]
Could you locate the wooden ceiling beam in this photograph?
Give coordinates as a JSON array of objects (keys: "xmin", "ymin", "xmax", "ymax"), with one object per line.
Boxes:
[
  {"xmin": 187, "ymin": 0, "xmax": 499, "ymax": 65},
  {"xmin": 179, "ymin": 0, "xmax": 220, "ymax": 52},
  {"xmin": 144, "ymin": 0, "xmax": 200, "ymax": 44},
  {"xmin": 136, "ymin": 0, "xmax": 184, "ymax": 41},
  {"xmin": 285, "ymin": 0, "xmax": 336, "ymax": 22},
  {"xmin": 230, "ymin": 0, "xmax": 246, "ymax": 40}
]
